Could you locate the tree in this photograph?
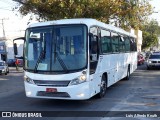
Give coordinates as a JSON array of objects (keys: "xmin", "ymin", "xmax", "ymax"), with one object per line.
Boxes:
[
  {"xmin": 13, "ymin": 0, "xmax": 115, "ymax": 22},
  {"xmin": 13, "ymin": 0, "xmax": 153, "ymax": 29},
  {"xmin": 142, "ymin": 31, "xmax": 158, "ymax": 50},
  {"xmin": 142, "ymin": 20, "xmax": 160, "ymax": 50}
]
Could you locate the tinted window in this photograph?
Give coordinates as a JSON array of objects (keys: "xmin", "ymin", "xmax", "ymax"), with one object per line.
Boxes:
[
  {"xmin": 130, "ymin": 38, "xmax": 137, "ymax": 51},
  {"xmin": 119, "ymin": 36, "xmax": 125, "ymax": 52},
  {"xmin": 111, "ymin": 32, "xmax": 119, "ymax": 52},
  {"xmin": 101, "ymin": 29, "xmax": 112, "ymax": 53},
  {"xmin": 124, "ymin": 36, "xmax": 130, "ymax": 52}
]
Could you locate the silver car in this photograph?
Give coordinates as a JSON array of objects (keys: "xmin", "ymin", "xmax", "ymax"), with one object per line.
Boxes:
[
  {"xmin": 0, "ymin": 61, "xmax": 9, "ymax": 75},
  {"xmin": 147, "ymin": 53, "xmax": 160, "ymax": 70}
]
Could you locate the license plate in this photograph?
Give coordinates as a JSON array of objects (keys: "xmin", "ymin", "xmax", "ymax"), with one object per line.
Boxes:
[{"xmin": 46, "ymin": 88, "xmax": 57, "ymax": 92}]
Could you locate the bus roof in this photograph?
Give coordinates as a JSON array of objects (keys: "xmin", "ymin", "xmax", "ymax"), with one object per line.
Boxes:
[{"xmin": 28, "ymin": 18, "xmax": 136, "ymax": 38}]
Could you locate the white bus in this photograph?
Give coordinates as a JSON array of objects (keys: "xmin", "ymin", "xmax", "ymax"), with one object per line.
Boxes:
[{"xmin": 14, "ymin": 19, "xmax": 137, "ymax": 100}]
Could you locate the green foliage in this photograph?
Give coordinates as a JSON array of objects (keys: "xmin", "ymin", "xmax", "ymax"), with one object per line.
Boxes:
[
  {"xmin": 112, "ymin": 0, "xmax": 153, "ymax": 29},
  {"xmin": 142, "ymin": 20, "xmax": 160, "ymax": 50},
  {"xmin": 13, "ymin": 0, "xmax": 153, "ymax": 29},
  {"xmin": 142, "ymin": 31, "xmax": 158, "ymax": 49}
]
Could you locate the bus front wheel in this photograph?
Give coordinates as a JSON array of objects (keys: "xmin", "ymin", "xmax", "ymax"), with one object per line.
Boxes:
[
  {"xmin": 125, "ymin": 67, "xmax": 130, "ymax": 80},
  {"xmin": 97, "ymin": 75, "xmax": 107, "ymax": 98}
]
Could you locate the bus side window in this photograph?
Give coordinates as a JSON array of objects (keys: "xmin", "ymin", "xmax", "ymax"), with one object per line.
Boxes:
[
  {"xmin": 119, "ymin": 36, "xmax": 125, "ymax": 52},
  {"xmin": 130, "ymin": 38, "xmax": 137, "ymax": 51},
  {"xmin": 124, "ymin": 36, "xmax": 130, "ymax": 52},
  {"xmin": 100, "ymin": 29, "xmax": 111, "ymax": 53},
  {"xmin": 111, "ymin": 32, "xmax": 119, "ymax": 52}
]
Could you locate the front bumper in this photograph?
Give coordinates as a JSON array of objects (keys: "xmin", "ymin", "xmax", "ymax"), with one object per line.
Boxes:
[
  {"xmin": 147, "ymin": 63, "xmax": 160, "ymax": 68},
  {"xmin": 0, "ymin": 70, "xmax": 6, "ymax": 74},
  {"xmin": 24, "ymin": 81, "xmax": 91, "ymax": 100}
]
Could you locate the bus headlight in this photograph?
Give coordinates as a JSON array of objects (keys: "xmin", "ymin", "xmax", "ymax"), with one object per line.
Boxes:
[
  {"xmin": 24, "ymin": 75, "xmax": 35, "ymax": 84},
  {"xmin": 69, "ymin": 74, "xmax": 87, "ymax": 85}
]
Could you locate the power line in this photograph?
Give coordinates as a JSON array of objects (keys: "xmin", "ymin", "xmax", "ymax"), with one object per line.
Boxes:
[{"xmin": 0, "ymin": 18, "xmax": 9, "ymax": 38}]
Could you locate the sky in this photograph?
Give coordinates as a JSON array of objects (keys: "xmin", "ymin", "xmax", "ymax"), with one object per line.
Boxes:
[
  {"xmin": 149, "ymin": 0, "xmax": 160, "ymax": 22},
  {"xmin": 0, "ymin": 0, "xmax": 160, "ymax": 39},
  {"xmin": 0, "ymin": 0, "xmax": 36, "ymax": 39}
]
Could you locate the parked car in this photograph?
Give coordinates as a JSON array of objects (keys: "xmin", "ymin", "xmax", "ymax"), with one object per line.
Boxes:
[
  {"xmin": 7, "ymin": 59, "xmax": 16, "ymax": 66},
  {"xmin": 0, "ymin": 61, "xmax": 9, "ymax": 75},
  {"xmin": 146, "ymin": 53, "xmax": 160, "ymax": 69},
  {"xmin": 137, "ymin": 54, "xmax": 145, "ymax": 65}
]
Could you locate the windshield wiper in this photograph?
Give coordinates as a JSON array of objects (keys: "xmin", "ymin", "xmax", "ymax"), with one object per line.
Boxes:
[
  {"xmin": 53, "ymin": 39, "xmax": 68, "ymax": 72},
  {"xmin": 34, "ymin": 49, "xmax": 45, "ymax": 73},
  {"xmin": 54, "ymin": 51, "xmax": 69, "ymax": 72}
]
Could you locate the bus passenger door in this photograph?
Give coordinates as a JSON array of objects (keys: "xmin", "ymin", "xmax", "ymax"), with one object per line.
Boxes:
[
  {"xmin": 89, "ymin": 34, "xmax": 98, "ymax": 74},
  {"xmin": 89, "ymin": 27, "xmax": 101, "ymax": 95}
]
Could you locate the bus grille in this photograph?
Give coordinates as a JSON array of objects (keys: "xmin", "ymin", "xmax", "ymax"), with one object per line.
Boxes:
[
  {"xmin": 33, "ymin": 80, "xmax": 70, "ymax": 87},
  {"xmin": 37, "ymin": 91, "xmax": 70, "ymax": 98}
]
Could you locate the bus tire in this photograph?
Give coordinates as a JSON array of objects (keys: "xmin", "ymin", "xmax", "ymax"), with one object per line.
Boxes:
[
  {"xmin": 97, "ymin": 75, "xmax": 107, "ymax": 98},
  {"xmin": 125, "ymin": 66, "xmax": 130, "ymax": 80}
]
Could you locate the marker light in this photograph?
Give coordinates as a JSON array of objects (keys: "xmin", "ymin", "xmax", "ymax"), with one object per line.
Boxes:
[
  {"xmin": 26, "ymin": 91, "xmax": 32, "ymax": 96},
  {"xmin": 77, "ymin": 93, "xmax": 85, "ymax": 97}
]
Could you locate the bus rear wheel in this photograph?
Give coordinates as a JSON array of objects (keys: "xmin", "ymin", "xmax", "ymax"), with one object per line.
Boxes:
[{"xmin": 97, "ymin": 75, "xmax": 107, "ymax": 98}]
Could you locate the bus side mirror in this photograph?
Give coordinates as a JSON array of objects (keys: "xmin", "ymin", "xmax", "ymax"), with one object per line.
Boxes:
[
  {"xmin": 13, "ymin": 37, "xmax": 25, "ymax": 58},
  {"xmin": 14, "ymin": 43, "xmax": 18, "ymax": 55}
]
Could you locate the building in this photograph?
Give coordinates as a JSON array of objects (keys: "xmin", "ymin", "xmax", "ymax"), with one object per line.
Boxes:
[
  {"xmin": 135, "ymin": 29, "xmax": 142, "ymax": 52},
  {"xmin": 0, "ymin": 40, "xmax": 7, "ymax": 61},
  {"xmin": 129, "ymin": 29, "xmax": 142, "ymax": 52}
]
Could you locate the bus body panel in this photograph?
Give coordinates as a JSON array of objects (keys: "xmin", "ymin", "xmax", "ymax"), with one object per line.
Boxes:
[
  {"xmin": 24, "ymin": 81, "xmax": 91, "ymax": 100},
  {"xmin": 94, "ymin": 52, "xmax": 137, "ymax": 88},
  {"xmin": 24, "ymin": 71, "xmax": 97, "ymax": 100}
]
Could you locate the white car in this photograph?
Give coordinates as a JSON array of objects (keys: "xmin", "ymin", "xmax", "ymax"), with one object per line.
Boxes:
[
  {"xmin": 147, "ymin": 53, "xmax": 160, "ymax": 70},
  {"xmin": 0, "ymin": 61, "xmax": 9, "ymax": 75}
]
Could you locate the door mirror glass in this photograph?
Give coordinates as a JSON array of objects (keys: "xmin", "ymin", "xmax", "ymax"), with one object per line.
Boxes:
[
  {"xmin": 13, "ymin": 37, "xmax": 25, "ymax": 59},
  {"xmin": 14, "ymin": 43, "xmax": 18, "ymax": 55}
]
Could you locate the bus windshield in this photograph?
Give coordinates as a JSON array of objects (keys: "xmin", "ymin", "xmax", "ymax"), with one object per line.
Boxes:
[{"xmin": 25, "ymin": 25, "xmax": 87, "ymax": 73}]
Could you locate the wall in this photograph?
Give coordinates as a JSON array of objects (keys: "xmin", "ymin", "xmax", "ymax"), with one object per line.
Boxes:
[{"xmin": 129, "ymin": 29, "xmax": 143, "ymax": 52}]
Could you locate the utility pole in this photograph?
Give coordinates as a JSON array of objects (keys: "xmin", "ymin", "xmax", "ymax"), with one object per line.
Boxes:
[{"xmin": 0, "ymin": 18, "xmax": 8, "ymax": 39}]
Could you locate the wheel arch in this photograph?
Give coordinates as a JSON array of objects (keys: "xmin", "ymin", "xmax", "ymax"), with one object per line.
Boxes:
[
  {"xmin": 128, "ymin": 64, "xmax": 131, "ymax": 72},
  {"xmin": 128, "ymin": 64, "xmax": 130, "ymax": 69},
  {"xmin": 102, "ymin": 72, "xmax": 108, "ymax": 87}
]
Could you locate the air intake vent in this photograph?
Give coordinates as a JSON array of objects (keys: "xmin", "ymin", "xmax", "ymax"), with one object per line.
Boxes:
[
  {"xmin": 37, "ymin": 91, "xmax": 70, "ymax": 98},
  {"xmin": 152, "ymin": 61, "xmax": 157, "ymax": 63},
  {"xmin": 33, "ymin": 80, "xmax": 70, "ymax": 87}
]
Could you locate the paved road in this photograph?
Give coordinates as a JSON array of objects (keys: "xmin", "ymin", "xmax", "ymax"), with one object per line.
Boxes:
[{"xmin": 0, "ymin": 65, "xmax": 160, "ymax": 120}]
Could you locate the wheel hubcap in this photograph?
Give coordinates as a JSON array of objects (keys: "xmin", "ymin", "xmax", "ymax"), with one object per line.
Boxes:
[{"xmin": 101, "ymin": 80, "xmax": 106, "ymax": 96}]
